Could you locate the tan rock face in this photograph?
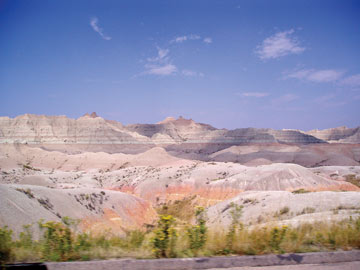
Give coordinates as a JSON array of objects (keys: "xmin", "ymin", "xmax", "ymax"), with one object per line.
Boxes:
[
  {"xmin": 1, "ymin": 113, "xmax": 360, "ymax": 234},
  {"xmin": 306, "ymin": 126, "xmax": 360, "ymax": 143},
  {"xmin": 2, "ymin": 114, "xmax": 359, "ymax": 147},
  {"xmin": 0, "ymin": 114, "xmax": 149, "ymax": 144}
]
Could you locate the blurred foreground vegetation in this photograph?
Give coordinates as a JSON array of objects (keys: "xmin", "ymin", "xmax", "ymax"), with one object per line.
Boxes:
[{"xmin": 1, "ymin": 205, "xmax": 360, "ymax": 264}]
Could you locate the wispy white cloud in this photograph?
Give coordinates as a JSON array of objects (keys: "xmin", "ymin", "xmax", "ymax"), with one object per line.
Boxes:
[
  {"xmin": 272, "ymin": 94, "xmax": 299, "ymax": 104},
  {"xmin": 203, "ymin": 37, "xmax": 212, "ymax": 44},
  {"xmin": 240, "ymin": 92, "xmax": 269, "ymax": 98},
  {"xmin": 144, "ymin": 47, "xmax": 177, "ymax": 76},
  {"xmin": 341, "ymin": 74, "xmax": 360, "ymax": 87},
  {"xmin": 313, "ymin": 94, "xmax": 347, "ymax": 107},
  {"xmin": 286, "ymin": 69, "xmax": 344, "ymax": 83},
  {"xmin": 256, "ymin": 29, "xmax": 305, "ymax": 60},
  {"xmin": 182, "ymin": 70, "xmax": 204, "ymax": 77},
  {"xmin": 171, "ymin": 34, "xmax": 201, "ymax": 43},
  {"xmin": 90, "ymin": 17, "xmax": 112, "ymax": 40},
  {"xmin": 145, "ymin": 64, "xmax": 177, "ymax": 76},
  {"xmin": 147, "ymin": 47, "xmax": 169, "ymax": 63}
]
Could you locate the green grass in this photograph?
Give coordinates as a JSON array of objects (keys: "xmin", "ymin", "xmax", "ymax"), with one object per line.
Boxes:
[{"xmin": 1, "ymin": 214, "xmax": 360, "ymax": 263}]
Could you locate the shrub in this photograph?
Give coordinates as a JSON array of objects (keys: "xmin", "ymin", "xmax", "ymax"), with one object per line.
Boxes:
[
  {"xmin": 18, "ymin": 224, "xmax": 34, "ymax": 249},
  {"xmin": 151, "ymin": 215, "xmax": 177, "ymax": 258},
  {"xmin": 22, "ymin": 164, "xmax": 41, "ymax": 171},
  {"xmin": 292, "ymin": 189, "xmax": 310, "ymax": 194},
  {"xmin": 0, "ymin": 226, "xmax": 13, "ymax": 264},
  {"xmin": 187, "ymin": 207, "xmax": 207, "ymax": 253},
  {"xmin": 225, "ymin": 203, "xmax": 243, "ymax": 253},
  {"xmin": 344, "ymin": 174, "xmax": 360, "ymax": 188},
  {"xmin": 124, "ymin": 230, "xmax": 146, "ymax": 249},
  {"xmin": 301, "ymin": 207, "xmax": 315, "ymax": 215},
  {"xmin": 38, "ymin": 220, "xmax": 74, "ymax": 261},
  {"xmin": 2, "ymin": 213, "xmax": 360, "ymax": 262},
  {"xmin": 269, "ymin": 226, "xmax": 288, "ymax": 253},
  {"xmin": 75, "ymin": 232, "xmax": 92, "ymax": 252},
  {"xmin": 280, "ymin": 206, "xmax": 290, "ymax": 215},
  {"xmin": 15, "ymin": 188, "xmax": 35, "ymax": 199},
  {"xmin": 156, "ymin": 196, "xmax": 196, "ymax": 222}
]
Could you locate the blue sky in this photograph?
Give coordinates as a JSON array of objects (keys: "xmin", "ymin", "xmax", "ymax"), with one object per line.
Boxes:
[{"xmin": 0, "ymin": 0, "xmax": 359, "ymax": 130}]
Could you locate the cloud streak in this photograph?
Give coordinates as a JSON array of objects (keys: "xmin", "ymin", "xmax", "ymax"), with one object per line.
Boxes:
[
  {"xmin": 240, "ymin": 92, "xmax": 269, "ymax": 98},
  {"xmin": 171, "ymin": 34, "xmax": 212, "ymax": 44},
  {"xmin": 272, "ymin": 94, "xmax": 299, "ymax": 104},
  {"xmin": 286, "ymin": 69, "xmax": 344, "ymax": 83},
  {"xmin": 171, "ymin": 34, "xmax": 201, "ymax": 43},
  {"xmin": 90, "ymin": 17, "xmax": 112, "ymax": 40},
  {"xmin": 256, "ymin": 29, "xmax": 305, "ymax": 60},
  {"xmin": 144, "ymin": 47, "xmax": 177, "ymax": 76},
  {"xmin": 182, "ymin": 70, "xmax": 204, "ymax": 77},
  {"xmin": 145, "ymin": 64, "xmax": 177, "ymax": 76},
  {"xmin": 203, "ymin": 37, "xmax": 212, "ymax": 44}
]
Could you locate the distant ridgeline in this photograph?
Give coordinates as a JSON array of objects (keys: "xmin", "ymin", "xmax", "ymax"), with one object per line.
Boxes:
[{"xmin": 0, "ymin": 113, "xmax": 359, "ymax": 146}]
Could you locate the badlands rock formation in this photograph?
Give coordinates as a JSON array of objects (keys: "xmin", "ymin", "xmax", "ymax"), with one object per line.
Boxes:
[
  {"xmin": 307, "ymin": 126, "xmax": 360, "ymax": 143},
  {"xmin": 2, "ymin": 113, "xmax": 359, "ymax": 146},
  {"xmin": 1, "ymin": 113, "xmax": 359, "ymax": 165},
  {"xmin": 0, "ymin": 184, "xmax": 156, "ymax": 237},
  {"xmin": 207, "ymin": 191, "xmax": 360, "ymax": 228},
  {"xmin": 0, "ymin": 113, "xmax": 359, "ymax": 235}
]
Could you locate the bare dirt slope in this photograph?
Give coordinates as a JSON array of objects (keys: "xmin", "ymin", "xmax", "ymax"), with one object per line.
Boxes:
[
  {"xmin": 207, "ymin": 191, "xmax": 360, "ymax": 228},
  {"xmin": 1, "ymin": 144, "xmax": 357, "ymax": 208},
  {"xmin": 0, "ymin": 184, "xmax": 156, "ymax": 237}
]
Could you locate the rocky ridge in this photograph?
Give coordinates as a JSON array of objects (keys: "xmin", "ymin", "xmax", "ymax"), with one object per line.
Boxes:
[{"xmin": 1, "ymin": 113, "xmax": 359, "ymax": 146}]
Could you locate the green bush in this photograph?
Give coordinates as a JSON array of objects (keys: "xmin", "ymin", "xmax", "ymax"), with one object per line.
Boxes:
[
  {"xmin": 225, "ymin": 203, "xmax": 243, "ymax": 253},
  {"xmin": 1, "ymin": 213, "xmax": 360, "ymax": 263},
  {"xmin": 187, "ymin": 207, "xmax": 207, "ymax": 253},
  {"xmin": 269, "ymin": 226, "xmax": 288, "ymax": 253},
  {"xmin": 0, "ymin": 226, "xmax": 13, "ymax": 264},
  {"xmin": 18, "ymin": 224, "xmax": 34, "ymax": 249},
  {"xmin": 38, "ymin": 220, "xmax": 74, "ymax": 261},
  {"xmin": 75, "ymin": 232, "xmax": 92, "ymax": 252},
  {"xmin": 126, "ymin": 230, "xmax": 146, "ymax": 249},
  {"xmin": 151, "ymin": 215, "xmax": 177, "ymax": 258}
]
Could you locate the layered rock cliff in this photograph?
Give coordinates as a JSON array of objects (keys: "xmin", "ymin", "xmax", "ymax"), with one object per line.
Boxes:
[{"xmin": 0, "ymin": 113, "xmax": 359, "ymax": 147}]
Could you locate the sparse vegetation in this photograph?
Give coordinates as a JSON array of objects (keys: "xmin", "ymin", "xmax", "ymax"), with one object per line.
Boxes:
[
  {"xmin": 156, "ymin": 196, "xmax": 197, "ymax": 222},
  {"xmin": 151, "ymin": 215, "xmax": 177, "ymax": 258},
  {"xmin": 279, "ymin": 206, "xmax": 290, "ymax": 215},
  {"xmin": 186, "ymin": 207, "xmax": 207, "ymax": 254},
  {"xmin": 0, "ymin": 226, "xmax": 13, "ymax": 264},
  {"xmin": 300, "ymin": 207, "xmax": 315, "ymax": 215},
  {"xmin": 269, "ymin": 225, "xmax": 288, "ymax": 253},
  {"xmin": 15, "ymin": 188, "xmax": 35, "ymax": 199},
  {"xmin": 38, "ymin": 220, "xmax": 74, "ymax": 261},
  {"xmin": 274, "ymin": 206, "xmax": 290, "ymax": 218},
  {"xmin": 344, "ymin": 174, "xmax": 360, "ymax": 188},
  {"xmin": 1, "ymin": 212, "xmax": 360, "ymax": 264},
  {"xmin": 243, "ymin": 198, "xmax": 258, "ymax": 205},
  {"xmin": 22, "ymin": 164, "xmax": 41, "ymax": 171},
  {"xmin": 292, "ymin": 189, "xmax": 310, "ymax": 194},
  {"xmin": 224, "ymin": 203, "xmax": 243, "ymax": 254}
]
